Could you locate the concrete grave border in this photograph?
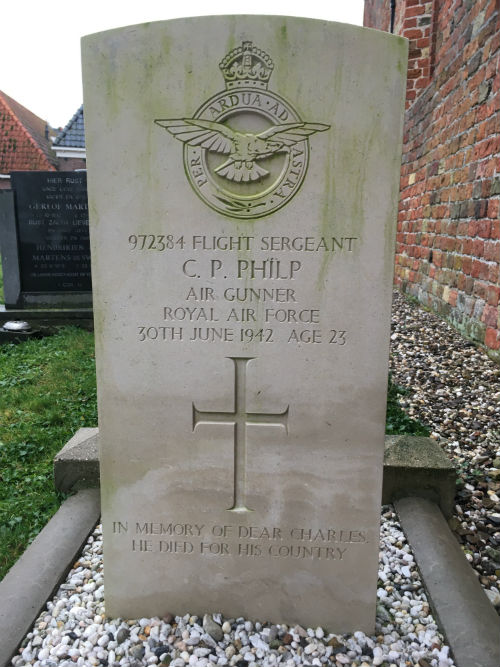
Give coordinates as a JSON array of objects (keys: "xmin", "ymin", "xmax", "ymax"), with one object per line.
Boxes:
[
  {"xmin": 1, "ymin": 430, "xmax": 499, "ymax": 667},
  {"xmin": 396, "ymin": 497, "xmax": 500, "ymax": 667},
  {"xmin": 0, "ymin": 489, "xmax": 100, "ymax": 667}
]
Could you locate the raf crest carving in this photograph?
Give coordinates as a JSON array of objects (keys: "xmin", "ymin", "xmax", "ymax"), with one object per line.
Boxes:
[{"xmin": 155, "ymin": 41, "xmax": 330, "ymax": 219}]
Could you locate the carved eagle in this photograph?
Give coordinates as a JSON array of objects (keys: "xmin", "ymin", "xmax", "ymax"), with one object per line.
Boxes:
[{"xmin": 155, "ymin": 118, "xmax": 329, "ymax": 183}]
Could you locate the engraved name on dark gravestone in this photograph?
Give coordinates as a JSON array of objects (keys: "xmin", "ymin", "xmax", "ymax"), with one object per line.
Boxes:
[{"xmin": 10, "ymin": 172, "xmax": 91, "ymax": 293}]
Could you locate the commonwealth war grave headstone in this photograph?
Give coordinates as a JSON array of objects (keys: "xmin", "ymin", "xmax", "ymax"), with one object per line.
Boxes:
[
  {"xmin": 82, "ymin": 16, "xmax": 407, "ymax": 631},
  {"xmin": 0, "ymin": 171, "xmax": 92, "ymax": 313}
]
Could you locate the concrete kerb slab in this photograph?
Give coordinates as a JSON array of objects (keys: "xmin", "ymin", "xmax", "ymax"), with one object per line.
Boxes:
[
  {"xmin": 0, "ymin": 489, "xmax": 100, "ymax": 667},
  {"xmin": 395, "ymin": 496, "xmax": 500, "ymax": 667},
  {"xmin": 383, "ymin": 435, "xmax": 456, "ymax": 517},
  {"xmin": 56, "ymin": 430, "xmax": 458, "ymax": 516},
  {"xmin": 54, "ymin": 428, "xmax": 100, "ymax": 492},
  {"xmin": 0, "ymin": 305, "xmax": 94, "ymax": 337}
]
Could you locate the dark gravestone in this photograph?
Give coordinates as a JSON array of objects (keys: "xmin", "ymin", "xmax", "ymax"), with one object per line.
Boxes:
[
  {"xmin": 12, "ymin": 172, "xmax": 91, "ymax": 293},
  {"xmin": 0, "ymin": 172, "xmax": 92, "ymax": 319}
]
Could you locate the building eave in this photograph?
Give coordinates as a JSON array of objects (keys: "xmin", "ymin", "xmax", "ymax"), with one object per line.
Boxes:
[{"xmin": 54, "ymin": 146, "xmax": 86, "ymax": 159}]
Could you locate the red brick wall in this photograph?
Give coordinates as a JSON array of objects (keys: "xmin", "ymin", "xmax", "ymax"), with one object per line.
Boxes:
[
  {"xmin": 364, "ymin": 0, "xmax": 500, "ymax": 360},
  {"xmin": 399, "ymin": 1, "xmax": 433, "ymax": 107},
  {"xmin": 363, "ymin": 0, "xmax": 392, "ymax": 31}
]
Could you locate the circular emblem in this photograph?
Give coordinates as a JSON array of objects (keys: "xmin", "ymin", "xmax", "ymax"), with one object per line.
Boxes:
[
  {"xmin": 155, "ymin": 41, "xmax": 329, "ymax": 220},
  {"xmin": 184, "ymin": 88, "xmax": 309, "ymax": 219}
]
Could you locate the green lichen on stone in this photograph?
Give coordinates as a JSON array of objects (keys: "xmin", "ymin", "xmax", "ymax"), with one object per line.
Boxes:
[
  {"xmin": 315, "ymin": 147, "xmax": 335, "ymax": 291},
  {"xmin": 224, "ymin": 21, "xmax": 237, "ymax": 60},
  {"xmin": 384, "ymin": 435, "xmax": 454, "ymax": 470}
]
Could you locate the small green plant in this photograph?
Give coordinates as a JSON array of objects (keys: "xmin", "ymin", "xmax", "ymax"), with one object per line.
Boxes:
[{"xmin": 385, "ymin": 374, "xmax": 430, "ymax": 436}]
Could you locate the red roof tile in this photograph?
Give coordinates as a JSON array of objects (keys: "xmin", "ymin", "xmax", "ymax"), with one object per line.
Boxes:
[{"xmin": 0, "ymin": 91, "xmax": 58, "ymax": 172}]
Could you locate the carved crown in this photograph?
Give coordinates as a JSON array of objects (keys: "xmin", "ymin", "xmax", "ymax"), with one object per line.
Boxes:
[{"xmin": 219, "ymin": 41, "xmax": 274, "ymax": 90}]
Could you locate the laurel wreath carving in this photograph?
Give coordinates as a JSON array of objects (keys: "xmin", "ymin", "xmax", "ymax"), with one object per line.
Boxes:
[{"xmin": 213, "ymin": 195, "xmax": 268, "ymax": 214}]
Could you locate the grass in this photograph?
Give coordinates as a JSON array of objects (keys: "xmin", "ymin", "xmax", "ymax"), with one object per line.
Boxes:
[
  {"xmin": 0, "ymin": 327, "xmax": 97, "ymax": 579},
  {"xmin": 0, "ymin": 328, "xmax": 427, "ymax": 581}
]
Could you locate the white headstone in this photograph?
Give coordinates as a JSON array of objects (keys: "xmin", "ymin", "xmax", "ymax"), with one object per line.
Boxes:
[{"xmin": 82, "ymin": 16, "xmax": 407, "ymax": 631}]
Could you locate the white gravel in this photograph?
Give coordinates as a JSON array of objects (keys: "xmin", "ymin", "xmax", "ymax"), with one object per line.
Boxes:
[{"xmin": 11, "ymin": 506, "xmax": 455, "ymax": 667}]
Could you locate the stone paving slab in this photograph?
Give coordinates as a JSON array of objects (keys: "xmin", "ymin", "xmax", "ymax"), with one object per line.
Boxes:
[
  {"xmin": 0, "ymin": 306, "xmax": 94, "ymax": 337},
  {"xmin": 0, "ymin": 489, "xmax": 100, "ymax": 667},
  {"xmin": 0, "ymin": 305, "xmax": 93, "ymax": 322},
  {"xmin": 395, "ymin": 496, "xmax": 500, "ymax": 667}
]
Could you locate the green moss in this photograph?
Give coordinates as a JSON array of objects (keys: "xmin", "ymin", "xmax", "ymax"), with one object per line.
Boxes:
[
  {"xmin": 224, "ymin": 21, "xmax": 237, "ymax": 58},
  {"xmin": 101, "ymin": 52, "xmax": 120, "ymax": 119},
  {"xmin": 316, "ymin": 148, "xmax": 335, "ymax": 290}
]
